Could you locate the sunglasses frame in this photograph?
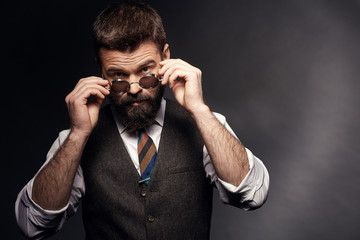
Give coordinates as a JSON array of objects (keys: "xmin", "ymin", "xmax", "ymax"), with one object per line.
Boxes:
[{"xmin": 110, "ymin": 73, "xmax": 163, "ymax": 95}]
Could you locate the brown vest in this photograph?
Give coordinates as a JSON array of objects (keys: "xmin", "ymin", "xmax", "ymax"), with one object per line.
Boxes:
[{"xmin": 81, "ymin": 100, "xmax": 213, "ymax": 240}]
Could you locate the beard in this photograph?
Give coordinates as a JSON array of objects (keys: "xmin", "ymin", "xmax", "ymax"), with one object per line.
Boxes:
[{"xmin": 109, "ymin": 85, "xmax": 165, "ymax": 131}]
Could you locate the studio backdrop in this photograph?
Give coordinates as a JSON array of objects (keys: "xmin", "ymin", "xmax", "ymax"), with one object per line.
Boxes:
[{"xmin": 3, "ymin": 0, "xmax": 360, "ymax": 239}]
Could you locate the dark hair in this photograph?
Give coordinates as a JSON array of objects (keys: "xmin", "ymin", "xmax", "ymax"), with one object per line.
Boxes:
[{"xmin": 93, "ymin": 1, "xmax": 166, "ymax": 65}]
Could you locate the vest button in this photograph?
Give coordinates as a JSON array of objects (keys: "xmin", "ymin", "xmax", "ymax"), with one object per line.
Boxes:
[
  {"xmin": 148, "ymin": 215, "xmax": 155, "ymax": 222},
  {"xmin": 141, "ymin": 189, "xmax": 147, "ymax": 197}
]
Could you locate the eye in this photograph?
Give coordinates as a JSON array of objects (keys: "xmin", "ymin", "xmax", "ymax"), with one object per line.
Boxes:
[
  {"xmin": 114, "ymin": 72, "xmax": 125, "ymax": 78},
  {"xmin": 142, "ymin": 67, "xmax": 150, "ymax": 73}
]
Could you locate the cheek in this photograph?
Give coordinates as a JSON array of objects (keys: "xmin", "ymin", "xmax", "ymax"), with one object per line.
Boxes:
[
  {"xmin": 109, "ymin": 92, "xmax": 124, "ymax": 104},
  {"xmin": 145, "ymin": 88, "xmax": 161, "ymax": 100},
  {"xmin": 143, "ymin": 88, "xmax": 155, "ymax": 95}
]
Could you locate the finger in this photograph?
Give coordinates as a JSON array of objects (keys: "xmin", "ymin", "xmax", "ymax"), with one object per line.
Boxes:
[
  {"xmin": 159, "ymin": 59, "xmax": 198, "ymax": 80},
  {"xmin": 159, "ymin": 59, "xmax": 190, "ymax": 74},
  {"xmin": 73, "ymin": 78, "xmax": 109, "ymax": 93},
  {"xmin": 160, "ymin": 58, "xmax": 191, "ymax": 67},
  {"xmin": 66, "ymin": 84, "xmax": 109, "ymax": 106},
  {"xmin": 159, "ymin": 59, "xmax": 177, "ymax": 77},
  {"xmin": 66, "ymin": 83, "xmax": 109, "ymax": 105},
  {"xmin": 161, "ymin": 64, "xmax": 191, "ymax": 86},
  {"xmin": 66, "ymin": 78, "xmax": 109, "ymax": 102},
  {"xmin": 167, "ymin": 69, "xmax": 189, "ymax": 89},
  {"xmin": 76, "ymin": 76, "xmax": 108, "ymax": 84},
  {"xmin": 75, "ymin": 84, "xmax": 109, "ymax": 101}
]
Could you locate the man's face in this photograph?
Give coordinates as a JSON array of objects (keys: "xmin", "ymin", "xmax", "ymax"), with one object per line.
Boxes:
[{"xmin": 99, "ymin": 41, "xmax": 169, "ymax": 130}]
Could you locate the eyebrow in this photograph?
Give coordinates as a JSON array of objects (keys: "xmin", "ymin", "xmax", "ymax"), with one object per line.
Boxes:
[
  {"xmin": 106, "ymin": 59, "xmax": 157, "ymax": 73},
  {"xmin": 138, "ymin": 59, "xmax": 156, "ymax": 69}
]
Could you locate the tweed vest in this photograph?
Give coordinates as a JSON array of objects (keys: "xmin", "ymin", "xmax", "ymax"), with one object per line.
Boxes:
[{"xmin": 81, "ymin": 100, "xmax": 213, "ymax": 240}]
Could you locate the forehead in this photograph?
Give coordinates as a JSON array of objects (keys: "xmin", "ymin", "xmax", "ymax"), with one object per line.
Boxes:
[{"xmin": 99, "ymin": 41, "xmax": 161, "ymax": 71}]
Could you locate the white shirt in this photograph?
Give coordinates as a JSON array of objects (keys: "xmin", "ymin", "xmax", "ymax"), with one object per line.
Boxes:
[{"xmin": 15, "ymin": 98, "xmax": 270, "ymax": 239}]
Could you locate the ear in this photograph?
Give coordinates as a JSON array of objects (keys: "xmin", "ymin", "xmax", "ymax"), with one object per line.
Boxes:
[{"xmin": 162, "ymin": 44, "xmax": 170, "ymax": 60}]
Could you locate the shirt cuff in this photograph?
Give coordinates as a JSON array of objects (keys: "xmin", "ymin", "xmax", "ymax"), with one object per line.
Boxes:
[
  {"xmin": 15, "ymin": 180, "xmax": 68, "ymax": 239},
  {"xmin": 217, "ymin": 148, "xmax": 267, "ymax": 202},
  {"xmin": 27, "ymin": 179, "xmax": 70, "ymax": 215}
]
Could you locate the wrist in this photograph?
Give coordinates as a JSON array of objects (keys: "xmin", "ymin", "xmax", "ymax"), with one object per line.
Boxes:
[
  {"xmin": 188, "ymin": 103, "xmax": 212, "ymax": 120},
  {"xmin": 68, "ymin": 128, "xmax": 91, "ymax": 144}
]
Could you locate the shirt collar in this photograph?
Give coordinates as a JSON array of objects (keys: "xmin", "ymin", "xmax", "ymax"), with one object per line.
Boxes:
[{"xmin": 111, "ymin": 97, "xmax": 166, "ymax": 134}]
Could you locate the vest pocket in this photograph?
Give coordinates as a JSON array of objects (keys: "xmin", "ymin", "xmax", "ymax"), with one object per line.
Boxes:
[{"xmin": 168, "ymin": 165, "xmax": 204, "ymax": 174}]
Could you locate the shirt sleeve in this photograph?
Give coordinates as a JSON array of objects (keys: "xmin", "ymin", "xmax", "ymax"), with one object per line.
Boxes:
[
  {"xmin": 15, "ymin": 130, "xmax": 85, "ymax": 239},
  {"xmin": 203, "ymin": 112, "xmax": 270, "ymax": 210}
]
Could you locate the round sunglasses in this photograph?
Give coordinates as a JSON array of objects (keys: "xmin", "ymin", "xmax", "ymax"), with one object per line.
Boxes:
[{"xmin": 110, "ymin": 74, "xmax": 163, "ymax": 95}]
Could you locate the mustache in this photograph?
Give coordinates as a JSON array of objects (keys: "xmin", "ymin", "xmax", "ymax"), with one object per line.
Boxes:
[{"xmin": 119, "ymin": 93, "xmax": 153, "ymax": 106}]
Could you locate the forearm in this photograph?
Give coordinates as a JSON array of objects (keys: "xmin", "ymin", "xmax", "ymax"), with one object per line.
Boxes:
[
  {"xmin": 159, "ymin": 59, "xmax": 250, "ymax": 186},
  {"xmin": 190, "ymin": 105, "xmax": 250, "ymax": 186},
  {"xmin": 211, "ymin": 147, "xmax": 270, "ymax": 209},
  {"xmin": 32, "ymin": 131, "xmax": 88, "ymax": 210}
]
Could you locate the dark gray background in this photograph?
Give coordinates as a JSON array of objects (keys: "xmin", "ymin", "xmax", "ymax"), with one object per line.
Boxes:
[{"xmin": 3, "ymin": 0, "xmax": 360, "ymax": 239}]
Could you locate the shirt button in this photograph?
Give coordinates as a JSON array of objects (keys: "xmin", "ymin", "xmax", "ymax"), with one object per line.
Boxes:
[
  {"xmin": 148, "ymin": 215, "xmax": 155, "ymax": 222},
  {"xmin": 141, "ymin": 189, "xmax": 147, "ymax": 197}
]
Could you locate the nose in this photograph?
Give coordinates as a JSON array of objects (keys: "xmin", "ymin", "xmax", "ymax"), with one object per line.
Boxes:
[{"xmin": 127, "ymin": 77, "xmax": 142, "ymax": 95}]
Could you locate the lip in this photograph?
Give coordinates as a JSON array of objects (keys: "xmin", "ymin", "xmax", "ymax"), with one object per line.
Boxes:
[{"xmin": 131, "ymin": 100, "xmax": 146, "ymax": 106}]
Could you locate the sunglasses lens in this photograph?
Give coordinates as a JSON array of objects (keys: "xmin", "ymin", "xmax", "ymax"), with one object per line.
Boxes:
[
  {"xmin": 111, "ymin": 80, "xmax": 130, "ymax": 94},
  {"xmin": 139, "ymin": 75, "xmax": 159, "ymax": 89}
]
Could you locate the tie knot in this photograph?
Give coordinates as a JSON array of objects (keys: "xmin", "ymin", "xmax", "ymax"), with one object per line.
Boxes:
[{"xmin": 138, "ymin": 129, "xmax": 146, "ymax": 145}]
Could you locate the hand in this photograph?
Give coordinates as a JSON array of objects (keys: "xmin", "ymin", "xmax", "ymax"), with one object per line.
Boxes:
[
  {"xmin": 65, "ymin": 76, "xmax": 110, "ymax": 137},
  {"xmin": 159, "ymin": 59, "xmax": 206, "ymax": 113}
]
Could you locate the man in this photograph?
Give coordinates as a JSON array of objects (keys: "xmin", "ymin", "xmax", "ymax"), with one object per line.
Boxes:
[{"xmin": 15, "ymin": 2, "xmax": 269, "ymax": 239}]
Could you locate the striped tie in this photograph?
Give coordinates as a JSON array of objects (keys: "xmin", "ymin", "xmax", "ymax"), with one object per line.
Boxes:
[{"xmin": 137, "ymin": 129, "xmax": 157, "ymax": 185}]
